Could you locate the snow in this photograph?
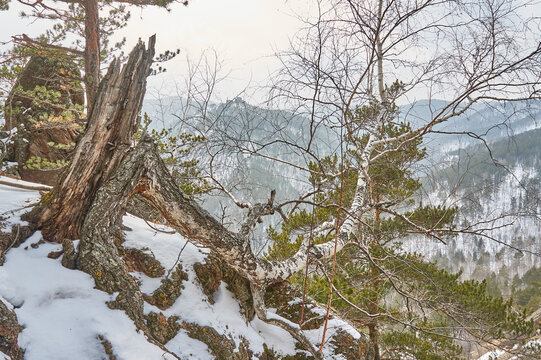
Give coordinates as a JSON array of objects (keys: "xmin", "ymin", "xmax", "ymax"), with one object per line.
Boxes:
[
  {"xmin": 0, "ymin": 295, "xmax": 13, "ymax": 311},
  {"xmin": 165, "ymin": 330, "xmax": 214, "ymax": 360},
  {"xmin": 0, "ymin": 181, "xmax": 359, "ymax": 359},
  {"xmin": 404, "ymin": 163, "xmax": 541, "ymax": 281},
  {"xmin": 0, "ymin": 231, "xmax": 175, "ymax": 360},
  {"xmin": 122, "ymin": 214, "xmax": 298, "ymax": 356},
  {"xmin": 266, "ymin": 309, "xmax": 300, "ymax": 329},
  {"xmin": 478, "ymin": 349, "xmax": 504, "ymax": 360},
  {"xmin": 0, "ymin": 180, "xmax": 41, "ymax": 228}
]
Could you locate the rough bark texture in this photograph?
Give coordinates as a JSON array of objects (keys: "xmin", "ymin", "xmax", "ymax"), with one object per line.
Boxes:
[
  {"xmin": 39, "ymin": 36, "xmax": 155, "ymax": 243},
  {"xmin": 20, "ymin": 36, "xmax": 364, "ymax": 358},
  {"xmin": 84, "ymin": 0, "xmax": 100, "ymax": 108},
  {"xmin": 69, "ymin": 136, "xmax": 364, "ymax": 356}
]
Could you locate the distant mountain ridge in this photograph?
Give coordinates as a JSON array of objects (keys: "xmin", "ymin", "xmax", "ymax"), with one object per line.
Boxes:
[{"xmin": 143, "ymin": 96, "xmax": 541, "ymax": 283}]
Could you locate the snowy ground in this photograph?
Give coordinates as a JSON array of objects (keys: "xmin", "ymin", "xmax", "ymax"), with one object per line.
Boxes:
[{"xmin": 0, "ymin": 176, "xmax": 358, "ymax": 359}]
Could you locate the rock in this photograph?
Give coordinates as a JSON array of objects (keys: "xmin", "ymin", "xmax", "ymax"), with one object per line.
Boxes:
[
  {"xmin": 190, "ymin": 252, "xmax": 367, "ymax": 358},
  {"xmin": 145, "ymin": 312, "xmax": 180, "ymax": 344},
  {"xmin": 97, "ymin": 335, "xmax": 117, "ymax": 360},
  {"xmin": 0, "ymin": 299, "xmax": 24, "ymax": 359},
  {"xmin": 47, "ymin": 249, "xmax": 63, "ymax": 259},
  {"xmin": 264, "ymin": 281, "xmax": 367, "ymax": 357},
  {"xmin": 3, "ymin": 55, "xmax": 85, "ymax": 185},
  {"xmin": 0, "ymin": 222, "xmax": 35, "ymax": 265},
  {"xmin": 3, "ymin": 56, "xmax": 84, "ymax": 131},
  {"xmin": 181, "ymin": 322, "xmax": 254, "ymax": 360},
  {"xmin": 145, "ymin": 265, "xmax": 188, "ymax": 310},
  {"xmin": 194, "ymin": 253, "xmax": 254, "ymax": 319},
  {"xmin": 193, "ymin": 256, "xmax": 223, "ymax": 304},
  {"xmin": 123, "ymin": 248, "xmax": 165, "ymax": 278}
]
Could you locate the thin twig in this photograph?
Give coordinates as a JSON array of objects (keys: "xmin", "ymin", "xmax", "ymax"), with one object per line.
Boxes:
[
  {"xmin": 143, "ymin": 218, "xmax": 176, "ymax": 234},
  {"xmin": 166, "ymin": 239, "xmax": 189, "ymax": 279}
]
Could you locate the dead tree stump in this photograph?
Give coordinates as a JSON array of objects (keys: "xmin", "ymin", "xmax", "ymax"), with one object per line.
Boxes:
[{"xmin": 38, "ymin": 36, "xmax": 155, "ymax": 243}]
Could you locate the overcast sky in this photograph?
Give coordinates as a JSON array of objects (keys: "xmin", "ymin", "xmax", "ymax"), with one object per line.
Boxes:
[
  {"xmin": 115, "ymin": 0, "xmax": 308, "ymax": 102},
  {"xmin": 2, "ymin": 0, "xmax": 540, "ymax": 105},
  {"xmin": 0, "ymin": 0, "xmax": 307, "ymax": 103}
]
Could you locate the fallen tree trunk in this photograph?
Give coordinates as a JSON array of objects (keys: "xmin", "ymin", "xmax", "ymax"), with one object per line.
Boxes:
[
  {"xmin": 35, "ymin": 35, "xmax": 351, "ymax": 295},
  {"xmin": 29, "ymin": 36, "xmax": 361, "ymax": 357},
  {"xmin": 74, "ymin": 135, "xmax": 324, "ymax": 358}
]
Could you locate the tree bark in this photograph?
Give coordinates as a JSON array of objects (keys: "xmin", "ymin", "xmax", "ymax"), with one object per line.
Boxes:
[
  {"xmin": 29, "ymin": 34, "xmax": 359, "ymax": 356},
  {"xmin": 84, "ymin": 0, "xmax": 100, "ymax": 108},
  {"xmin": 38, "ymin": 36, "xmax": 156, "ymax": 243},
  {"xmin": 72, "ymin": 135, "xmax": 327, "ymax": 356}
]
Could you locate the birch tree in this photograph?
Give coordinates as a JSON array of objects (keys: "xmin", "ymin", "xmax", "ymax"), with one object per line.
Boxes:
[{"xmin": 24, "ymin": 0, "xmax": 541, "ymax": 357}]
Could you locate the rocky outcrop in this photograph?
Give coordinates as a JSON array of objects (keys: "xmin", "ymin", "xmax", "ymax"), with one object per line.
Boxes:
[
  {"xmin": 190, "ymin": 252, "xmax": 366, "ymax": 359},
  {"xmin": 3, "ymin": 55, "xmax": 85, "ymax": 185},
  {"xmin": 144, "ymin": 265, "xmax": 188, "ymax": 310},
  {"xmin": 194, "ymin": 253, "xmax": 254, "ymax": 319},
  {"xmin": 123, "ymin": 247, "xmax": 165, "ymax": 278},
  {"xmin": 0, "ymin": 218, "xmax": 36, "ymax": 265}
]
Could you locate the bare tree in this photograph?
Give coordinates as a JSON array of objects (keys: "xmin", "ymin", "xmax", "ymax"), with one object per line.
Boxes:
[{"xmin": 25, "ymin": 0, "xmax": 541, "ymax": 357}]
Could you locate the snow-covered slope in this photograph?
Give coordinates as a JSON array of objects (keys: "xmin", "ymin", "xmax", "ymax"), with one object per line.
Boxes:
[
  {"xmin": 402, "ymin": 126, "xmax": 541, "ymax": 294},
  {"xmin": 0, "ymin": 177, "xmax": 362, "ymax": 359}
]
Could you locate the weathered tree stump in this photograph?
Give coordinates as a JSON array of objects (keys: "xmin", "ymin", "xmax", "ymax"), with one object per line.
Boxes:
[{"xmin": 38, "ymin": 36, "xmax": 155, "ymax": 243}]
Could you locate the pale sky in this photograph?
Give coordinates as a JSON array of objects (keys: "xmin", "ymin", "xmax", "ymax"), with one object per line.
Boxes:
[
  {"xmin": 1, "ymin": 0, "xmax": 540, "ymax": 104},
  {"xmin": 117, "ymin": 0, "xmax": 307, "ymax": 102},
  {"xmin": 0, "ymin": 0, "xmax": 307, "ymax": 102}
]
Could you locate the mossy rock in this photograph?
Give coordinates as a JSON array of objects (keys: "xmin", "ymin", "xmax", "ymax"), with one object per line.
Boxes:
[
  {"xmin": 193, "ymin": 252, "xmax": 254, "ymax": 320},
  {"xmin": 145, "ymin": 312, "xmax": 180, "ymax": 344},
  {"xmin": 4, "ymin": 55, "xmax": 85, "ymax": 185},
  {"xmin": 145, "ymin": 265, "xmax": 188, "ymax": 310},
  {"xmin": 0, "ymin": 222, "xmax": 37, "ymax": 265},
  {"xmin": 221, "ymin": 263, "xmax": 254, "ymax": 320},
  {"xmin": 181, "ymin": 322, "xmax": 254, "ymax": 360},
  {"xmin": 0, "ymin": 299, "xmax": 24, "ymax": 359},
  {"xmin": 4, "ymin": 55, "xmax": 84, "ymax": 132},
  {"xmin": 257, "ymin": 344, "xmax": 312, "ymax": 360},
  {"xmin": 123, "ymin": 248, "xmax": 165, "ymax": 278},
  {"xmin": 193, "ymin": 257, "xmax": 223, "ymax": 304}
]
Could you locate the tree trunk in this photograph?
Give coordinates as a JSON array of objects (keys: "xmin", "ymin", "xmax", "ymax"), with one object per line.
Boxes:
[
  {"xmin": 31, "ymin": 36, "xmax": 361, "ymax": 357},
  {"xmin": 72, "ymin": 135, "xmax": 324, "ymax": 357},
  {"xmin": 38, "ymin": 36, "xmax": 156, "ymax": 243},
  {"xmin": 84, "ymin": 0, "xmax": 100, "ymax": 108}
]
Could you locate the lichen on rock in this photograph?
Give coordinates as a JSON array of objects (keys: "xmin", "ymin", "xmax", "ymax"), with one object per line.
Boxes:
[
  {"xmin": 194, "ymin": 252, "xmax": 254, "ymax": 319},
  {"xmin": 145, "ymin": 312, "xmax": 181, "ymax": 344},
  {"xmin": 145, "ymin": 264, "xmax": 188, "ymax": 310},
  {"xmin": 0, "ymin": 299, "xmax": 24, "ymax": 360},
  {"xmin": 123, "ymin": 247, "xmax": 165, "ymax": 278}
]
